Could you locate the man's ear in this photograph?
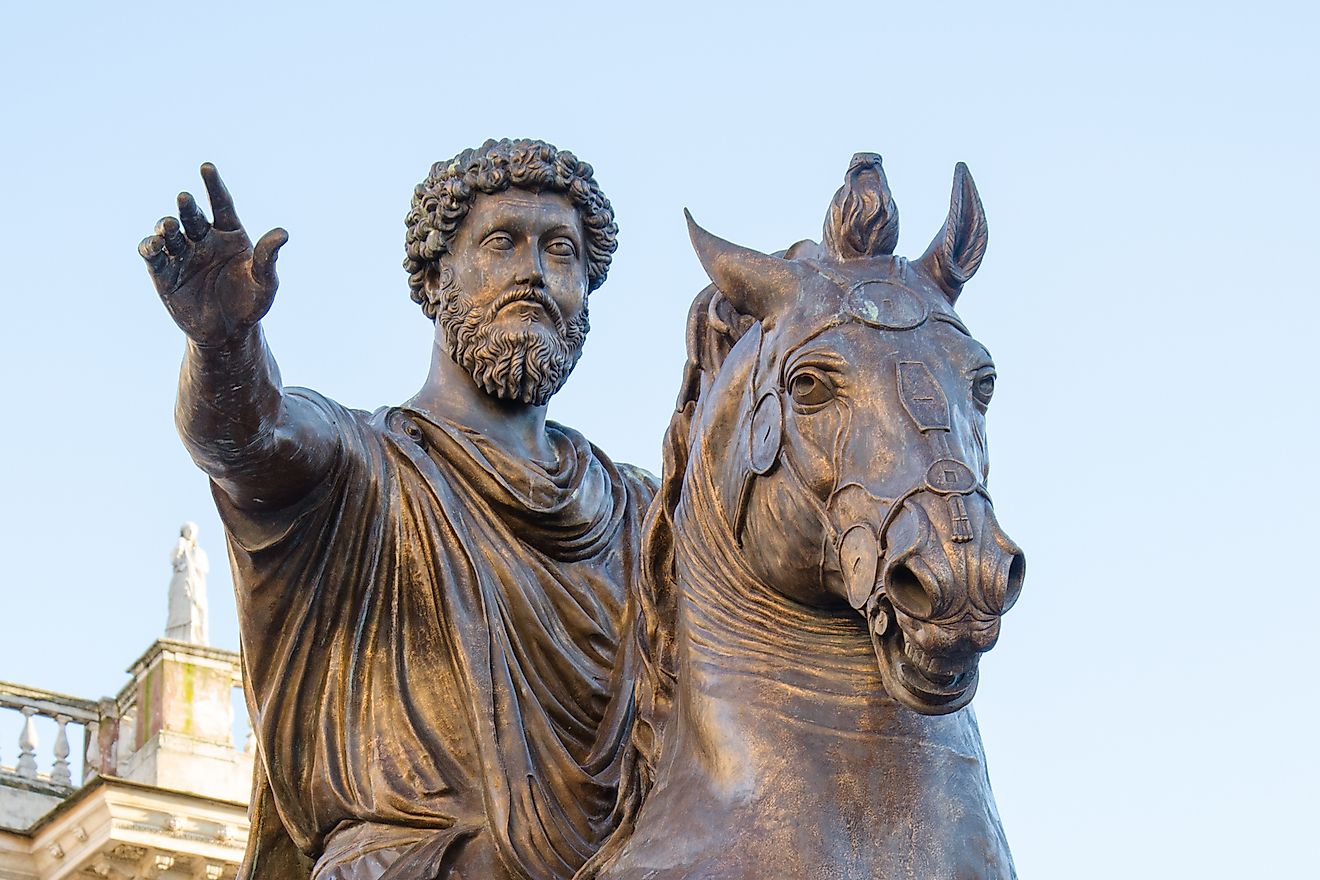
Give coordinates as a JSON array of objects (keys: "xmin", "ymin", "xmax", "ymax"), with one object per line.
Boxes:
[{"xmin": 423, "ymin": 260, "xmax": 453, "ymax": 311}]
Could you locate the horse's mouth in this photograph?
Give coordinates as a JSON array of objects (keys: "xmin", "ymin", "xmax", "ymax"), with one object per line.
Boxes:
[{"xmin": 873, "ymin": 618, "xmax": 980, "ymax": 715}]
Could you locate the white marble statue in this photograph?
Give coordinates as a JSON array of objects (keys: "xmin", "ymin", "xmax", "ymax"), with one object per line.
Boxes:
[{"xmin": 166, "ymin": 521, "xmax": 209, "ymax": 645}]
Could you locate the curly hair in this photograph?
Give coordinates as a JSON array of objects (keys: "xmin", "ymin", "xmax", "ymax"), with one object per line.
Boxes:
[{"xmin": 404, "ymin": 138, "xmax": 619, "ymax": 318}]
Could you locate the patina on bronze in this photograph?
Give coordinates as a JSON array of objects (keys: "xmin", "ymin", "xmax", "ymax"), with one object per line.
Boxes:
[
  {"xmin": 140, "ymin": 140, "xmax": 658, "ymax": 880},
  {"xmin": 582, "ymin": 155, "xmax": 1025, "ymax": 879}
]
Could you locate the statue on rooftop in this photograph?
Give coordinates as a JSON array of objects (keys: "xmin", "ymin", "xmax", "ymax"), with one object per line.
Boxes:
[{"xmin": 165, "ymin": 521, "xmax": 209, "ymax": 645}]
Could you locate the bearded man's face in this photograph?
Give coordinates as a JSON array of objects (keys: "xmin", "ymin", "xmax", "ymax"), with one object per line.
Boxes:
[
  {"xmin": 438, "ymin": 275, "xmax": 589, "ymax": 406},
  {"xmin": 431, "ymin": 190, "xmax": 591, "ymax": 406}
]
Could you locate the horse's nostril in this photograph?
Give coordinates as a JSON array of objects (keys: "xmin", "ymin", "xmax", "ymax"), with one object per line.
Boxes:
[
  {"xmin": 885, "ymin": 562, "xmax": 934, "ymax": 619},
  {"xmin": 1002, "ymin": 553, "xmax": 1026, "ymax": 612}
]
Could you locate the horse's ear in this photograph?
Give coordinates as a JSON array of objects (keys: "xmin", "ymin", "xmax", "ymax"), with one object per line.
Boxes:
[
  {"xmin": 685, "ymin": 209, "xmax": 808, "ymax": 323},
  {"xmin": 919, "ymin": 162, "xmax": 988, "ymax": 305},
  {"xmin": 822, "ymin": 152, "xmax": 899, "ymax": 261}
]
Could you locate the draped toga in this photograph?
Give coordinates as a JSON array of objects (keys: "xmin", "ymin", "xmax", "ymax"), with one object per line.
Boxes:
[{"xmin": 217, "ymin": 390, "xmax": 656, "ymax": 880}]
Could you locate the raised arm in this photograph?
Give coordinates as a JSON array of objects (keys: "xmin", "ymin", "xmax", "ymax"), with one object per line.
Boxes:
[{"xmin": 139, "ymin": 164, "xmax": 337, "ymax": 510}]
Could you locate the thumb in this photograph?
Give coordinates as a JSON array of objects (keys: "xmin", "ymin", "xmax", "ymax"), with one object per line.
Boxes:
[{"xmin": 252, "ymin": 227, "xmax": 289, "ymax": 286}]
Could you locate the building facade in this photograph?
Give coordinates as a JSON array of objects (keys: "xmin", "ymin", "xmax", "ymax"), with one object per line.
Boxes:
[{"xmin": 0, "ymin": 637, "xmax": 253, "ymax": 879}]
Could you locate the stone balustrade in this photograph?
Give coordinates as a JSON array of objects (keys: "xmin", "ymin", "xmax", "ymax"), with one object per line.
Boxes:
[
  {"xmin": 0, "ymin": 682, "xmax": 106, "ymax": 791},
  {"xmin": 1, "ymin": 642, "xmax": 254, "ymax": 878}
]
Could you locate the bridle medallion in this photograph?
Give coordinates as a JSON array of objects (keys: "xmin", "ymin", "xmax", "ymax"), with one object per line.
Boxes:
[
  {"xmin": 924, "ymin": 459, "xmax": 978, "ymax": 496},
  {"xmin": 848, "ymin": 280, "xmax": 928, "ymax": 330}
]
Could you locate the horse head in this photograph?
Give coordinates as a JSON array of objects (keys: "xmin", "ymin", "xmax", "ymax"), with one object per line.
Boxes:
[{"xmin": 682, "ymin": 154, "xmax": 1025, "ymax": 715}]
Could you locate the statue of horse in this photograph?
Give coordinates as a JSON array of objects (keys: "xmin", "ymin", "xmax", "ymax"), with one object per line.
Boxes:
[{"xmin": 581, "ymin": 155, "xmax": 1026, "ymax": 879}]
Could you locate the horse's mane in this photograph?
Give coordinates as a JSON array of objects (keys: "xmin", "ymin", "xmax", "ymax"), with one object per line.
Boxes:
[{"xmin": 577, "ymin": 285, "xmax": 752, "ymax": 878}]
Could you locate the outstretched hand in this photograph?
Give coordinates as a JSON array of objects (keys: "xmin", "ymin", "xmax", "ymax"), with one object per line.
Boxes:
[{"xmin": 139, "ymin": 163, "xmax": 288, "ymax": 346}]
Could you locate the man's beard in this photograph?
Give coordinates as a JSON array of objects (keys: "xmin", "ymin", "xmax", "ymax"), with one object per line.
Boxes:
[{"xmin": 438, "ymin": 282, "xmax": 589, "ymax": 406}]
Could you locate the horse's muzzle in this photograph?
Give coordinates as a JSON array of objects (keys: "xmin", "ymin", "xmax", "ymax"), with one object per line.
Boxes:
[{"xmin": 867, "ymin": 494, "xmax": 1025, "ymax": 714}]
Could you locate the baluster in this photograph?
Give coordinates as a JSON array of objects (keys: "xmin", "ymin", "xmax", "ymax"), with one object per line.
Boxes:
[
  {"xmin": 17, "ymin": 707, "xmax": 38, "ymax": 778},
  {"xmin": 116, "ymin": 708, "xmax": 136, "ymax": 776},
  {"xmin": 51, "ymin": 715, "xmax": 72, "ymax": 786},
  {"xmin": 84, "ymin": 720, "xmax": 100, "ymax": 782}
]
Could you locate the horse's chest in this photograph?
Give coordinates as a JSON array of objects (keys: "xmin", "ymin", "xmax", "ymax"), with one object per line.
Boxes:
[{"xmin": 601, "ymin": 732, "xmax": 1015, "ymax": 880}]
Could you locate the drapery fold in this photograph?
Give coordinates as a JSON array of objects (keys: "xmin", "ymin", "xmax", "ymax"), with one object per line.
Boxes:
[{"xmin": 223, "ymin": 390, "xmax": 655, "ymax": 880}]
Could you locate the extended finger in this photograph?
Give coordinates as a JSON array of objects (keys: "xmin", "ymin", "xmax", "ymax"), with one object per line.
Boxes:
[
  {"xmin": 252, "ymin": 227, "xmax": 289, "ymax": 287},
  {"xmin": 156, "ymin": 216, "xmax": 188, "ymax": 257},
  {"xmin": 139, "ymin": 235, "xmax": 180, "ymax": 290},
  {"xmin": 200, "ymin": 162, "xmax": 241, "ymax": 231},
  {"xmin": 138, "ymin": 234, "xmax": 167, "ymax": 270},
  {"xmin": 177, "ymin": 191, "xmax": 210, "ymax": 240}
]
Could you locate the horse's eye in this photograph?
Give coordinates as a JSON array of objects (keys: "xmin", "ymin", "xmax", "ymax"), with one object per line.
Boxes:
[
  {"xmin": 788, "ymin": 369, "xmax": 835, "ymax": 408},
  {"xmin": 972, "ymin": 371, "xmax": 996, "ymax": 406}
]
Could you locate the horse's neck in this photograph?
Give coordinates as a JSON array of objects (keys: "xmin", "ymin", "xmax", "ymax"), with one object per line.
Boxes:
[
  {"xmin": 663, "ymin": 527, "xmax": 974, "ymax": 800},
  {"xmin": 596, "ymin": 407, "xmax": 1013, "ymax": 878},
  {"xmin": 614, "ymin": 550, "xmax": 1008, "ymax": 879},
  {"xmin": 679, "ymin": 539, "xmax": 882, "ymax": 711}
]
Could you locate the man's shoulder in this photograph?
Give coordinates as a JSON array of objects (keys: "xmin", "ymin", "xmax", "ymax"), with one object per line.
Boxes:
[
  {"xmin": 547, "ymin": 420, "xmax": 659, "ymax": 499},
  {"xmin": 284, "ymin": 387, "xmax": 402, "ymax": 441},
  {"xmin": 615, "ymin": 461, "xmax": 660, "ymax": 497},
  {"xmin": 284, "ymin": 386, "xmax": 375, "ymax": 422},
  {"xmin": 280, "ymin": 388, "xmax": 422, "ymax": 479}
]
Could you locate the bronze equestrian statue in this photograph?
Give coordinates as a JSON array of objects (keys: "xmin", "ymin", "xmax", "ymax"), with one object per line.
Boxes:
[
  {"xmin": 142, "ymin": 142, "xmax": 1026, "ymax": 879},
  {"xmin": 582, "ymin": 155, "xmax": 1025, "ymax": 879}
]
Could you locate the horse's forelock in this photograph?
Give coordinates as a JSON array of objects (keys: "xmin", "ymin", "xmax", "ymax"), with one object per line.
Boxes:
[{"xmin": 822, "ymin": 153, "xmax": 900, "ymax": 261}]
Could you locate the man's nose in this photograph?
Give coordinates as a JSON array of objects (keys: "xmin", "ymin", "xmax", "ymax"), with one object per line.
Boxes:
[{"xmin": 513, "ymin": 244, "xmax": 544, "ymax": 287}]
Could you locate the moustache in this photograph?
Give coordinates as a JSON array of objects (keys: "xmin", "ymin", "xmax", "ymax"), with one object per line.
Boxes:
[{"xmin": 486, "ymin": 287, "xmax": 569, "ymax": 336}]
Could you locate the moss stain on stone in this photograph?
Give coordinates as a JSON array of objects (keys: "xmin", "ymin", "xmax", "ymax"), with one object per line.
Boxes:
[{"xmin": 181, "ymin": 662, "xmax": 196, "ymax": 736}]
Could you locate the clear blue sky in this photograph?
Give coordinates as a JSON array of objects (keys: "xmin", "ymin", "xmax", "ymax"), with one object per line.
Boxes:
[{"xmin": 1, "ymin": 1, "xmax": 1316, "ymax": 875}]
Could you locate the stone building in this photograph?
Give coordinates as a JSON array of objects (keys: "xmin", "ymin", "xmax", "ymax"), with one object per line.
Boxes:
[{"xmin": 0, "ymin": 527, "xmax": 252, "ymax": 879}]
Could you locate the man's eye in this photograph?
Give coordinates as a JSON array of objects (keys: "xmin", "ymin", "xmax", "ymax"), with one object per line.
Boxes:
[
  {"xmin": 545, "ymin": 239, "xmax": 577, "ymax": 257},
  {"xmin": 973, "ymin": 371, "xmax": 996, "ymax": 406},
  {"xmin": 482, "ymin": 233, "xmax": 514, "ymax": 251},
  {"xmin": 788, "ymin": 369, "xmax": 835, "ymax": 408}
]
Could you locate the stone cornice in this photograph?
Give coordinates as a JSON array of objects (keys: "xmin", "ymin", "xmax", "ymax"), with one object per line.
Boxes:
[
  {"xmin": 3, "ymin": 776, "xmax": 249, "ymax": 880},
  {"xmin": 123, "ymin": 642, "xmax": 242, "ymax": 681}
]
